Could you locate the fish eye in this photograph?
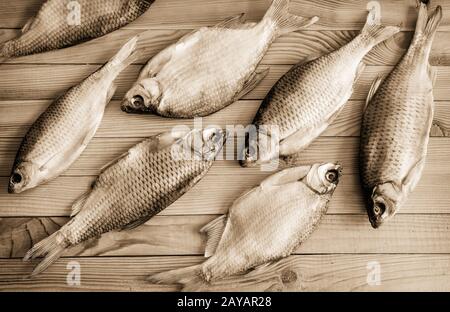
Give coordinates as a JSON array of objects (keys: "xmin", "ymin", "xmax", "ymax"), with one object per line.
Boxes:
[
  {"xmin": 325, "ymin": 170, "xmax": 338, "ymax": 183},
  {"xmin": 373, "ymin": 202, "xmax": 386, "ymax": 216},
  {"xmin": 11, "ymin": 173, "xmax": 22, "ymax": 184},
  {"xmin": 131, "ymin": 95, "xmax": 144, "ymax": 107}
]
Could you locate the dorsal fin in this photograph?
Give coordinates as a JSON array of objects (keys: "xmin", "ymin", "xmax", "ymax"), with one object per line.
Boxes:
[
  {"xmin": 71, "ymin": 191, "xmax": 90, "ymax": 217},
  {"xmin": 236, "ymin": 67, "xmax": 270, "ymax": 100},
  {"xmin": 200, "ymin": 215, "xmax": 227, "ymax": 257},
  {"xmin": 365, "ymin": 75, "xmax": 384, "ymax": 112},
  {"xmin": 21, "ymin": 17, "xmax": 35, "ymax": 34},
  {"xmin": 214, "ymin": 13, "xmax": 246, "ymax": 29}
]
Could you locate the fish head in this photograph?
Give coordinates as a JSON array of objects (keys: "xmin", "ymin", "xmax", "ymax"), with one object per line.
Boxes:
[
  {"xmin": 239, "ymin": 127, "xmax": 278, "ymax": 168},
  {"xmin": 367, "ymin": 183, "xmax": 402, "ymax": 229},
  {"xmin": 8, "ymin": 161, "xmax": 42, "ymax": 194},
  {"xmin": 306, "ymin": 163, "xmax": 343, "ymax": 194},
  {"xmin": 239, "ymin": 132, "xmax": 259, "ymax": 168},
  {"xmin": 121, "ymin": 78, "xmax": 161, "ymax": 114},
  {"xmin": 179, "ymin": 127, "xmax": 228, "ymax": 161}
]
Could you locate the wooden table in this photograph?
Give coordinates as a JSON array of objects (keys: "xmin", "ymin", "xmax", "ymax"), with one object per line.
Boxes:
[{"xmin": 0, "ymin": 0, "xmax": 449, "ymax": 291}]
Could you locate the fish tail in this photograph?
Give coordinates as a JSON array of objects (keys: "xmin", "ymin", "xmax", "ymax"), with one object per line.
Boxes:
[
  {"xmin": 414, "ymin": 2, "xmax": 443, "ymax": 44},
  {"xmin": 264, "ymin": 0, "xmax": 319, "ymax": 36},
  {"xmin": 23, "ymin": 231, "xmax": 68, "ymax": 277},
  {"xmin": 107, "ymin": 35, "xmax": 141, "ymax": 73},
  {"xmin": 361, "ymin": 8, "xmax": 400, "ymax": 47},
  {"xmin": 147, "ymin": 264, "xmax": 207, "ymax": 291}
]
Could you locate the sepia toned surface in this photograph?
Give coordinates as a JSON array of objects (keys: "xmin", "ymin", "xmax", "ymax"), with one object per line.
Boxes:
[{"xmin": 0, "ymin": 0, "xmax": 449, "ymax": 291}]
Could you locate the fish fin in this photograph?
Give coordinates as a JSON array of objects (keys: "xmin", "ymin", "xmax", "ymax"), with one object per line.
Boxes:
[
  {"xmin": 99, "ymin": 151, "xmax": 130, "ymax": 175},
  {"xmin": 356, "ymin": 62, "xmax": 366, "ymax": 82},
  {"xmin": 260, "ymin": 166, "xmax": 311, "ymax": 188},
  {"xmin": 300, "ymin": 52, "xmax": 323, "ymax": 64},
  {"xmin": 200, "ymin": 215, "xmax": 227, "ymax": 258},
  {"xmin": 365, "ymin": 75, "xmax": 385, "ymax": 111},
  {"xmin": 106, "ymin": 83, "xmax": 118, "ymax": 103},
  {"xmin": 39, "ymin": 120, "xmax": 99, "ymax": 173},
  {"xmin": 214, "ymin": 13, "xmax": 246, "ymax": 28},
  {"xmin": 280, "ymin": 90, "xmax": 348, "ymax": 157},
  {"xmin": 236, "ymin": 67, "xmax": 270, "ymax": 99},
  {"xmin": 279, "ymin": 123, "xmax": 329, "ymax": 157},
  {"xmin": 415, "ymin": 3, "xmax": 442, "ymax": 40},
  {"xmin": 71, "ymin": 191, "xmax": 90, "ymax": 217},
  {"xmin": 21, "ymin": 17, "xmax": 36, "ymax": 34},
  {"xmin": 147, "ymin": 264, "xmax": 205, "ymax": 291},
  {"xmin": 121, "ymin": 216, "xmax": 151, "ymax": 231},
  {"xmin": 402, "ymin": 157, "xmax": 426, "ymax": 192},
  {"xmin": 264, "ymin": 0, "xmax": 319, "ymax": 36},
  {"xmin": 23, "ymin": 231, "xmax": 68, "ymax": 277},
  {"xmin": 428, "ymin": 65, "xmax": 438, "ymax": 87},
  {"xmin": 402, "ymin": 95, "xmax": 434, "ymax": 190},
  {"xmin": 107, "ymin": 36, "xmax": 140, "ymax": 73},
  {"xmin": 361, "ymin": 8, "xmax": 400, "ymax": 46}
]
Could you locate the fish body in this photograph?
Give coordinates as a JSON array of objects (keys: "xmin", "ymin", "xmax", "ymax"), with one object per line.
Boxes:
[
  {"xmin": 24, "ymin": 128, "xmax": 227, "ymax": 276},
  {"xmin": 121, "ymin": 0, "xmax": 318, "ymax": 117},
  {"xmin": 360, "ymin": 4, "xmax": 442, "ymax": 228},
  {"xmin": 0, "ymin": 0, "xmax": 153, "ymax": 58},
  {"xmin": 8, "ymin": 37, "xmax": 139, "ymax": 194},
  {"xmin": 148, "ymin": 163, "xmax": 342, "ymax": 291},
  {"xmin": 241, "ymin": 10, "xmax": 399, "ymax": 167}
]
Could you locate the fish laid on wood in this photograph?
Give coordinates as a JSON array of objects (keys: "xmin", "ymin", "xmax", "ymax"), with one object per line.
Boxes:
[
  {"xmin": 360, "ymin": 3, "xmax": 442, "ymax": 228},
  {"xmin": 148, "ymin": 163, "xmax": 342, "ymax": 291},
  {"xmin": 8, "ymin": 37, "xmax": 140, "ymax": 194},
  {"xmin": 121, "ymin": 0, "xmax": 318, "ymax": 117},
  {"xmin": 240, "ymin": 10, "xmax": 399, "ymax": 167},
  {"xmin": 0, "ymin": 0, "xmax": 153, "ymax": 59},
  {"xmin": 24, "ymin": 128, "xmax": 227, "ymax": 276}
]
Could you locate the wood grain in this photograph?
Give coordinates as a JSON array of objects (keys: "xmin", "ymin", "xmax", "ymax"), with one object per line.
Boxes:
[
  {"xmin": 0, "ymin": 172, "xmax": 449, "ymax": 217},
  {"xmin": 2, "ymin": 28, "xmax": 450, "ymax": 66},
  {"xmin": 1, "ymin": 137, "xmax": 449, "ymax": 177},
  {"xmin": 1, "ymin": 99, "xmax": 449, "ymax": 138},
  {"xmin": 1, "ymin": 0, "xmax": 450, "ymax": 292},
  {"xmin": 1, "ymin": 254, "xmax": 449, "ymax": 291},
  {"xmin": 2, "ymin": 0, "xmax": 450, "ymax": 31},
  {"xmin": 1, "ymin": 214, "xmax": 450, "ymax": 259},
  {"xmin": 2, "ymin": 64, "xmax": 450, "ymax": 102}
]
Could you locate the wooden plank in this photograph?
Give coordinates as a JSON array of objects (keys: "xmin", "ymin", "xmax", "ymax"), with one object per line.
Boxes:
[
  {"xmin": 1, "ymin": 254, "xmax": 450, "ymax": 291},
  {"xmin": 1, "ymin": 214, "xmax": 450, "ymax": 258},
  {"xmin": 2, "ymin": 0, "xmax": 450, "ymax": 31},
  {"xmin": 2, "ymin": 64, "xmax": 450, "ymax": 101},
  {"xmin": 1, "ymin": 137, "xmax": 449, "ymax": 177},
  {"xmin": 1, "ymin": 99, "xmax": 449, "ymax": 138},
  {"xmin": 0, "ymin": 171, "xmax": 449, "ymax": 217},
  {"xmin": 2, "ymin": 28, "xmax": 450, "ymax": 66}
]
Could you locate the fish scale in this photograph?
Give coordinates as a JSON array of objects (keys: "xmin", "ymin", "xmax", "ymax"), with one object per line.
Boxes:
[
  {"xmin": 360, "ymin": 3, "xmax": 442, "ymax": 228},
  {"xmin": 148, "ymin": 163, "xmax": 342, "ymax": 291},
  {"xmin": 242, "ymin": 11, "xmax": 399, "ymax": 167},
  {"xmin": 9, "ymin": 37, "xmax": 139, "ymax": 194},
  {"xmin": 1, "ymin": 0, "xmax": 153, "ymax": 58},
  {"xmin": 24, "ymin": 128, "xmax": 225, "ymax": 276},
  {"xmin": 121, "ymin": 0, "xmax": 319, "ymax": 117}
]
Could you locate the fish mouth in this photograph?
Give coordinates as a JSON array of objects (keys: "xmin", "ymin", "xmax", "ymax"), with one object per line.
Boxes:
[
  {"xmin": 239, "ymin": 159, "xmax": 258, "ymax": 168},
  {"xmin": 120, "ymin": 96, "xmax": 151, "ymax": 114},
  {"xmin": 368, "ymin": 198, "xmax": 389, "ymax": 229},
  {"xmin": 369, "ymin": 217, "xmax": 383, "ymax": 229},
  {"xmin": 7, "ymin": 171, "xmax": 25, "ymax": 194}
]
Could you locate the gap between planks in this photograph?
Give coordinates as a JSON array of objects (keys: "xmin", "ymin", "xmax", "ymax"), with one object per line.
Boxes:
[
  {"xmin": 2, "ymin": 0, "xmax": 450, "ymax": 31},
  {"xmin": 1, "ymin": 214, "xmax": 450, "ymax": 258},
  {"xmin": 1, "ymin": 254, "xmax": 450, "ymax": 291}
]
